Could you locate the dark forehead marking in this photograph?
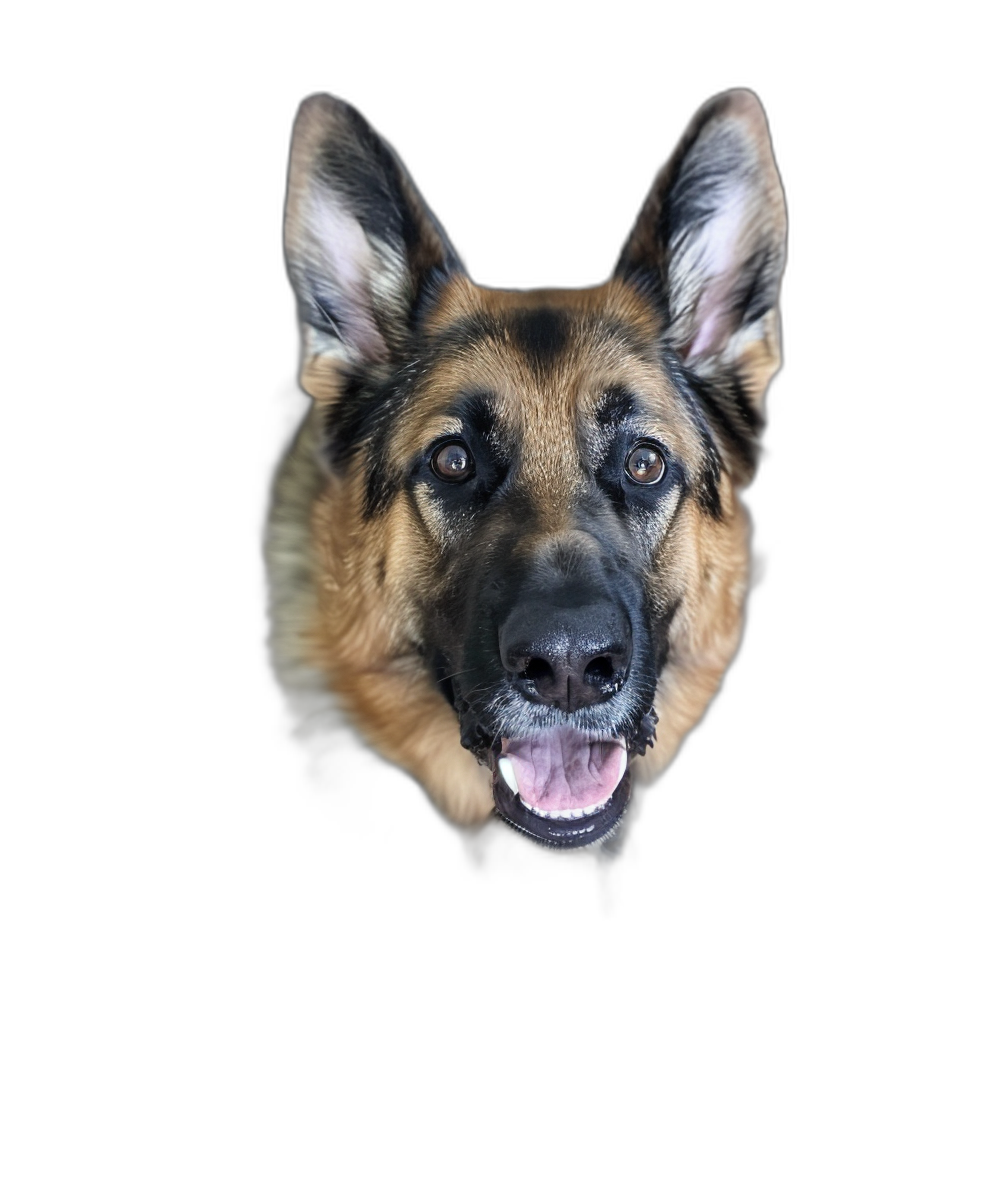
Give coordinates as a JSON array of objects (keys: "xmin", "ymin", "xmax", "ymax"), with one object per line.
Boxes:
[
  {"xmin": 424, "ymin": 310, "xmax": 654, "ymax": 367},
  {"xmin": 506, "ymin": 307, "xmax": 569, "ymax": 365},
  {"xmin": 422, "ymin": 308, "xmax": 569, "ymax": 366}
]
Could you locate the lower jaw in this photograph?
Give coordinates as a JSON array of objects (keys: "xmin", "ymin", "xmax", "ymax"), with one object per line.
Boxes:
[{"xmin": 491, "ymin": 766, "xmax": 632, "ymax": 848}]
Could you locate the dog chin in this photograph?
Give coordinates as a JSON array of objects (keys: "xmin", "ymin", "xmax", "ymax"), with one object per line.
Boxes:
[{"xmin": 491, "ymin": 727, "xmax": 632, "ymax": 847}]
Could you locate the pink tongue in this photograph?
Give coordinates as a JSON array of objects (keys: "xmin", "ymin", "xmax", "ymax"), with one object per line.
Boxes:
[{"xmin": 501, "ymin": 727, "xmax": 626, "ymax": 812}]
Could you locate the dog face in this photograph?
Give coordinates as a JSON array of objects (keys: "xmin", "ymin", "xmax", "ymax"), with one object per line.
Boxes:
[{"xmin": 272, "ymin": 91, "xmax": 786, "ymax": 846}]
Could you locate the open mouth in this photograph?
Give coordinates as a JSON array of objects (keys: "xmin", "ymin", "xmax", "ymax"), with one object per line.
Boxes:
[{"xmin": 491, "ymin": 727, "xmax": 631, "ymax": 847}]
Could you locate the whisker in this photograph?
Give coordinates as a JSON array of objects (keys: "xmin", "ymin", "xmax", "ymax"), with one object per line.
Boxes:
[{"xmin": 435, "ymin": 666, "xmax": 480, "ymax": 684}]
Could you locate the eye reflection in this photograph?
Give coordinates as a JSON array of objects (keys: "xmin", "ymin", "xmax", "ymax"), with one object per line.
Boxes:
[
  {"xmin": 432, "ymin": 440, "xmax": 474, "ymax": 482},
  {"xmin": 625, "ymin": 442, "xmax": 665, "ymax": 485}
]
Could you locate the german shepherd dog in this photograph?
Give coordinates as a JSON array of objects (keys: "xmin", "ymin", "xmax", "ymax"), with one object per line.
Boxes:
[{"xmin": 268, "ymin": 90, "xmax": 786, "ymax": 847}]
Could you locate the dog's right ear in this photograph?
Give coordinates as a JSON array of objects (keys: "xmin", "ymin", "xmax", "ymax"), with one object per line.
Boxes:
[{"xmin": 284, "ymin": 95, "xmax": 462, "ymax": 401}]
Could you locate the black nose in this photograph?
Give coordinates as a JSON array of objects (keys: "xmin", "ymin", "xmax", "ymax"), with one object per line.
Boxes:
[{"xmin": 499, "ymin": 599, "xmax": 632, "ymax": 712}]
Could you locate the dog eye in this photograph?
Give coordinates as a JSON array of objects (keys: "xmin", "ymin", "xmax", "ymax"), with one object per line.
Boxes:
[
  {"xmin": 432, "ymin": 440, "xmax": 474, "ymax": 482},
  {"xmin": 625, "ymin": 442, "xmax": 665, "ymax": 485}
]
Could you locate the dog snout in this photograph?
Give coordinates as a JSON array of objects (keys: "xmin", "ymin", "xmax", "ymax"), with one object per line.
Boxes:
[{"xmin": 499, "ymin": 599, "xmax": 632, "ymax": 712}]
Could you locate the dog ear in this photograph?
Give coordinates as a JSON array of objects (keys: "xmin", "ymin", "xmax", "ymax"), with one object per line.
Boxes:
[
  {"xmin": 616, "ymin": 90, "xmax": 786, "ymax": 480},
  {"xmin": 284, "ymin": 95, "xmax": 462, "ymax": 401}
]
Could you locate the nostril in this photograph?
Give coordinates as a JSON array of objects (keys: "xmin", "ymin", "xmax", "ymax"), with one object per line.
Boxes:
[
  {"xmin": 583, "ymin": 655, "xmax": 615, "ymax": 683},
  {"xmin": 499, "ymin": 598, "xmax": 632, "ymax": 711},
  {"xmin": 522, "ymin": 657, "xmax": 553, "ymax": 683}
]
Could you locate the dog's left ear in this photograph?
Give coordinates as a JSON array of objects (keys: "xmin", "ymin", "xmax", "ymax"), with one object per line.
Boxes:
[{"xmin": 616, "ymin": 89, "xmax": 787, "ymax": 480}]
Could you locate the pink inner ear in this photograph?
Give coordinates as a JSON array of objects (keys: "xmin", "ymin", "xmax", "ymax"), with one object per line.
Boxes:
[
  {"xmin": 684, "ymin": 186, "xmax": 748, "ymax": 361},
  {"xmin": 305, "ymin": 186, "xmax": 388, "ymax": 363},
  {"xmin": 688, "ymin": 278, "xmax": 733, "ymax": 358}
]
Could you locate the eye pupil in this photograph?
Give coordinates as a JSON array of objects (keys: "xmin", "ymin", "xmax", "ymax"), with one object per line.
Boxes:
[
  {"xmin": 433, "ymin": 441, "xmax": 473, "ymax": 482},
  {"xmin": 625, "ymin": 443, "xmax": 665, "ymax": 485}
]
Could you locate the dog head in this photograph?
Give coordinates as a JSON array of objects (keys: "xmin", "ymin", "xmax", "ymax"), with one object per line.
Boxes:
[{"xmin": 281, "ymin": 91, "xmax": 786, "ymax": 845}]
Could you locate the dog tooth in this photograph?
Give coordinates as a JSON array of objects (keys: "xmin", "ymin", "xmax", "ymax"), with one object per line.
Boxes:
[
  {"xmin": 617, "ymin": 745, "xmax": 628, "ymax": 783},
  {"xmin": 523, "ymin": 801, "xmax": 594, "ymax": 822},
  {"xmin": 497, "ymin": 755, "xmax": 519, "ymax": 794}
]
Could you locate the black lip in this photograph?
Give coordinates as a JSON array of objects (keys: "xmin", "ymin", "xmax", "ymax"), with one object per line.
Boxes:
[{"xmin": 492, "ymin": 761, "xmax": 632, "ymax": 848}]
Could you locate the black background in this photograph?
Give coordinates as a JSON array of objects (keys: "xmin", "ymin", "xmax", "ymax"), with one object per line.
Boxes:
[{"xmin": 181, "ymin": 57, "xmax": 900, "ymax": 970}]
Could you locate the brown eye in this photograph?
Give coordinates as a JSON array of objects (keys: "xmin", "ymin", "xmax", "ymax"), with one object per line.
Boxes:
[
  {"xmin": 432, "ymin": 440, "xmax": 474, "ymax": 482},
  {"xmin": 625, "ymin": 442, "xmax": 665, "ymax": 485}
]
